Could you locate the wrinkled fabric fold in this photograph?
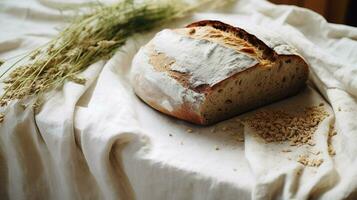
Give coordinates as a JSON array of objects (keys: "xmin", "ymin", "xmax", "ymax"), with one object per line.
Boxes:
[{"xmin": 1, "ymin": 0, "xmax": 357, "ymax": 199}]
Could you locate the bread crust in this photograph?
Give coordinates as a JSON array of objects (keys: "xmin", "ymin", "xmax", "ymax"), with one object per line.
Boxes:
[
  {"xmin": 136, "ymin": 94, "xmax": 204, "ymax": 124},
  {"xmin": 131, "ymin": 20, "xmax": 309, "ymax": 125}
]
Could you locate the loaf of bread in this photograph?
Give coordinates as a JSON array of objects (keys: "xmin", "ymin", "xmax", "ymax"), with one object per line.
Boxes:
[{"xmin": 130, "ymin": 20, "xmax": 309, "ymax": 125}]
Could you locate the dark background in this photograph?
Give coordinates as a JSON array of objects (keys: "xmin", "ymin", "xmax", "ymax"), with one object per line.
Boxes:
[{"xmin": 270, "ymin": 0, "xmax": 357, "ymax": 27}]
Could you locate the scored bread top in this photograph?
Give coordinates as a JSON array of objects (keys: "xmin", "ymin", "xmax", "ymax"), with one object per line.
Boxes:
[
  {"xmin": 144, "ymin": 20, "xmax": 303, "ymax": 94},
  {"xmin": 186, "ymin": 20, "xmax": 277, "ymax": 61},
  {"xmin": 186, "ymin": 20, "xmax": 301, "ymax": 57}
]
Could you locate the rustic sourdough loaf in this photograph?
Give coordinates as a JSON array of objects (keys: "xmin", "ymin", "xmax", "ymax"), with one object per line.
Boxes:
[{"xmin": 130, "ymin": 20, "xmax": 309, "ymax": 125}]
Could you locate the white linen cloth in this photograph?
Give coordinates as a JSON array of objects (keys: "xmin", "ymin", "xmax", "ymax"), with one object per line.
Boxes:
[{"xmin": 0, "ymin": 0, "xmax": 357, "ymax": 199}]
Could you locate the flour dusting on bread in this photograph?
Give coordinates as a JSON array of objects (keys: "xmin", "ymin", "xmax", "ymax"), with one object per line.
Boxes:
[
  {"xmin": 150, "ymin": 29, "xmax": 259, "ymax": 88},
  {"xmin": 131, "ymin": 20, "xmax": 309, "ymax": 125}
]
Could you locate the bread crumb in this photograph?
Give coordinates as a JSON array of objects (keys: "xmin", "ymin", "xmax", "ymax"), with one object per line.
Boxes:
[
  {"xmin": 215, "ymin": 146, "xmax": 220, "ymax": 151},
  {"xmin": 327, "ymin": 124, "xmax": 337, "ymax": 156},
  {"xmin": 244, "ymin": 106, "xmax": 328, "ymax": 146},
  {"xmin": 328, "ymin": 146, "xmax": 336, "ymax": 156},
  {"xmin": 282, "ymin": 149, "xmax": 292, "ymax": 153},
  {"xmin": 319, "ymin": 103, "xmax": 324, "ymax": 106},
  {"xmin": 0, "ymin": 113, "xmax": 4, "ymax": 123},
  {"xmin": 298, "ymin": 154, "xmax": 324, "ymax": 167},
  {"xmin": 186, "ymin": 128, "xmax": 193, "ymax": 133},
  {"xmin": 290, "ymin": 142, "xmax": 297, "ymax": 146},
  {"xmin": 307, "ymin": 140, "xmax": 315, "ymax": 146},
  {"xmin": 313, "ymin": 159, "xmax": 324, "ymax": 167},
  {"xmin": 297, "ymin": 155, "xmax": 308, "ymax": 166},
  {"xmin": 329, "ymin": 130, "xmax": 337, "ymax": 137}
]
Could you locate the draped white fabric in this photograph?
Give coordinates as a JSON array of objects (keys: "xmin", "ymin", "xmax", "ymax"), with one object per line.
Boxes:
[{"xmin": 1, "ymin": 0, "xmax": 357, "ymax": 199}]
